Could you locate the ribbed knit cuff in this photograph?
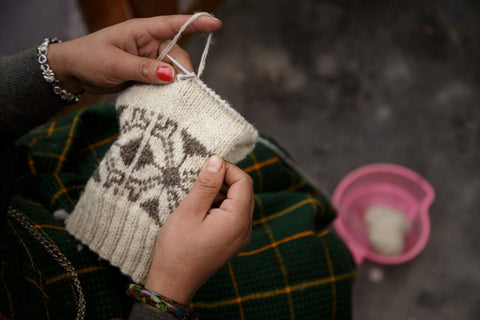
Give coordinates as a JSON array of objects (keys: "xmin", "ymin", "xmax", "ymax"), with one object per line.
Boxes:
[{"xmin": 66, "ymin": 183, "xmax": 160, "ymax": 284}]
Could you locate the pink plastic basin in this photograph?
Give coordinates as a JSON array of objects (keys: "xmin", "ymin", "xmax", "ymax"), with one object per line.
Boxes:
[{"xmin": 332, "ymin": 163, "xmax": 435, "ymax": 265}]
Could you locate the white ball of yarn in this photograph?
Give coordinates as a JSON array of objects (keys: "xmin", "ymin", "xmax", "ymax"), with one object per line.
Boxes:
[{"xmin": 364, "ymin": 205, "xmax": 411, "ymax": 256}]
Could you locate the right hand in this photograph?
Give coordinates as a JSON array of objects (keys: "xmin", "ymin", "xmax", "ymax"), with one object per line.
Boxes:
[{"xmin": 144, "ymin": 155, "xmax": 254, "ymax": 305}]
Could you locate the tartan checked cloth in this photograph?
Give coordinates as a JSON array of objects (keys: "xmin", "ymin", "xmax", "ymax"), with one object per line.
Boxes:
[{"xmin": 1, "ymin": 105, "xmax": 356, "ymax": 319}]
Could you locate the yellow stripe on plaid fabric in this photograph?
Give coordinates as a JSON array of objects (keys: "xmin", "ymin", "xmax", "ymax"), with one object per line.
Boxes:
[
  {"xmin": 49, "ymin": 185, "xmax": 85, "ymax": 208},
  {"xmin": 25, "ymin": 274, "xmax": 48, "ymax": 304},
  {"xmin": 7, "ymin": 219, "xmax": 36, "ymax": 269},
  {"xmin": 240, "ymin": 230, "xmax": 314, "ymax": 257},
  {"xmin": 25, "ymin": 276, "xmax": 49, "ymax": 317},
  {"xmin": 31, "ymin": 151, "xmax": 62, "ymax": 158},
  {"xmin": 26, "ymin": 152, "xmax": 37, "ymax": 175},
  {"xmin": 255, "ymin": 195, "xmax": 296, "ymax": 319},
  {"xmin": 316, "ymin": 229, "xmax": 330, "ymax": 238},
  {"xmin": 306, "ymin": 193, "xmax": 327, "ymax": 223},
  {"xmin": 12, "ymin": 211, "xmax": 69, "ymax": 268},
  {"xmin": 36, "ymin": 224, "xmax": 65, "ymax": 231},
  {"xmin": 246, "ymin": 153, "xmax": 264, "ymax": 192},
  {"xmin": 47, "ymin": 121, "xmax": 56, "ymax": 137},
  {"xmin": 239, "ymin": 229, "xmax": 331, "ymax": 257},
  {"xmin": 33, "ymin": 225, "xmax": 65, "ymax": 252},
  {"xmin": 78, "ymin": 134, "xmax": 119, "ymax": 155},
  {"xmin": 0, "ymin": 263, "xmax": 14, "ymax": 319},
  {"xmin": 14, "ymin": 197, "xmax": 44, "ymax": 207},
  {"xmin": 46, "ymin": 266, "xmax": 106, "ymax": 284},
  {"xmin": 32, "ymin": 229, "xmax": 83, "ymax": 317},
  {"xmin": 31, "ymin": 124, "xmax": 71, "ymax": 136},
  {"xmin": 0, "ymin": 312, "xmax": 10, "ymax": 320},
  {"xmin": 242, "ymin": 156, "xmax": 279, "ymax": 174},
  {"xmin": 28, "ymin": 138, "xmax": 38, "ymax": 147},
  {"xmin": 252, "ymin": 197, "xmax": 318, "ymax": 226},
  {"xmin": 51, "ymin": 173, "xmax": 75, "ymax": 207},
  {"xmin": 87, "ymin": 140, "xmax": 100, "ymax": 162},
  {"xmin": 227, "ymin": 262, "xmax": 245, "ymax": 320},
  {"xmin": 283, "ymin": 179, "xmax": 307, "ymax": 193},
  {"xmin": 322, "ymin": 238, "xmax": 336, "ymax": 319},
  {"xmin": 192, "ymin": 271, "xmax": 356, "ymax": 309},
  {"xmin": 55, "ymin": 111, "xmax": 82, "ymax": 173}
]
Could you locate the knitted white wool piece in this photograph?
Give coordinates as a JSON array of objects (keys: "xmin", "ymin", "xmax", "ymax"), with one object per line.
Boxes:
[{"xmin": 66, "ymin": 77, "xmax": 258, "ymax": 284}]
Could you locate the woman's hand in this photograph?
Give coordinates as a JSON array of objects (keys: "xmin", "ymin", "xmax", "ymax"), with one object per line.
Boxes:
[
  {"xmin": 46, "ymin": 15, "xmax": 222, "ymax": 94},
  {"xmin": 145, "ymin": 155, "xmax": 254, "ymax": 305}
]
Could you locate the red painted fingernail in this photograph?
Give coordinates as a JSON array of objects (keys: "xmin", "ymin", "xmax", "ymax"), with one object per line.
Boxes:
[{"xmin": 157, "ymin": 66, "xmax": 173, "ymax": 82}]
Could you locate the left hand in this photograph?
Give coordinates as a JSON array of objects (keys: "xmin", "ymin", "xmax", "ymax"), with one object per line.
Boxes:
[
  {"xmin": 46, "ymin": 15, "xmax": 222, "ymax": 94},
  {"xmin": 145, "ymin": 156, "xmax": 254, "ymax": 305}
]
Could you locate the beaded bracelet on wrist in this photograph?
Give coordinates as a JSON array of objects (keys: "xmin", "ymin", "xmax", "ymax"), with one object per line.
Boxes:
[
  {"xmin": 126, "ymin": 284, "xmax": 199, "ymax": 320},
  {"xmin": 37, "ymin": 38, "xmax": 82, "ymax": 103}
]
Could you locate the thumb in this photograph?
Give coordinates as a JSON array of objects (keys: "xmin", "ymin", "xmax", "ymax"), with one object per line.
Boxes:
[
  {"xmin": 115, "ymin": 50, "xmax": 175, "ymax": 84},
  {"xmin": 178, "ymin": 155, "xmax": 225, "ymax": 217}
]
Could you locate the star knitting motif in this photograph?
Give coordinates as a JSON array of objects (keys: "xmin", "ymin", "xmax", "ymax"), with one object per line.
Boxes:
[{"xmin": 92, "ymin": 106, "xmax": 211, "ymax": 225}]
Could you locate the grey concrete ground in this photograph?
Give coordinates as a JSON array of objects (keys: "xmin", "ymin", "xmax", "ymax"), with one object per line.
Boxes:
[{"xmin": 2, "ymin": 0, "xmax": 479, "ymax": 319}]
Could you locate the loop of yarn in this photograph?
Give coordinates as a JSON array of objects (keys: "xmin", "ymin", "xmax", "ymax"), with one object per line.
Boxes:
[{"xmin": 158, "ymin": 12, "xmax": 214, "ymax": 78}]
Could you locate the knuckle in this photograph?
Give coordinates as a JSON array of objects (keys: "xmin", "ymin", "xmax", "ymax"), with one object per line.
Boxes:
[
  {"xmin": 174, "ymin": 46, "xmax": 190, "ymax": 60},
  {"xmin": 137, "ymin": 59, "xmax": 152, "ymax": 80},
  {"xmin": 103, "ymin": 59, "xmax": 116, "ymax": 73},
  {"xmin": 195, "ymin": 173, "xmax": 219, "ymax": 193}
]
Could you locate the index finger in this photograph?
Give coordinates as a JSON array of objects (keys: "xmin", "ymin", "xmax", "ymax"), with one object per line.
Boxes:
[
  {"xmin": 220, "ymin": 162, "xmax": 254, "ymax": 218},
  {"xmin": 143, "ymin": 14, "xmax": 222, "ymax": 41}
]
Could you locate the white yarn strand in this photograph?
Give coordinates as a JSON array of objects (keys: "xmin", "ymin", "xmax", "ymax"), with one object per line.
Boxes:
[
  {"xmin": 197, "ymin": 32, "xmax": 212, "ymax": 77},
  {"xmin": 158, "ymin": 12, "xmax": 214, "ymax": 78}
]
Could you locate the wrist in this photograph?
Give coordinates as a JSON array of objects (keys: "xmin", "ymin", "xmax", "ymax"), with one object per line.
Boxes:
[
  {"xmin": 144, "ymin": 269, "xmax": 198, "ymax": 306},
  {"xmin": 47, "ymin": 42, "xmax": 84, "ymax": 95}
]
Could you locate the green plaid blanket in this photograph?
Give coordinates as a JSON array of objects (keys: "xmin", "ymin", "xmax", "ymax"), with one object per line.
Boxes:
[{"xmin": 1, "ymin": 105, "xmax": 355, "ymax": 319}]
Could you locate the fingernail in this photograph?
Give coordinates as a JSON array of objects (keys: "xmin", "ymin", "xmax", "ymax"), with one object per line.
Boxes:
[
  {"xmin": 206, "ymin": 155, "xmax": 223, "ymax": 173},
  {"xmin": 157, "ymin": 66, "xmax": 173, "ymax": 82}
]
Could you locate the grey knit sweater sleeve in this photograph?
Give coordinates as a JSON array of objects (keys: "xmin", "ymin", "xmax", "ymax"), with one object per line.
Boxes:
[
  {"xmin": 0, "ymin": 47, "xmax": 71, "ymax": 140},
  {"xmin": 1, "ymin": 48, "xmax": 181, "ymax": 320},
  {"xmin": 128, "ymin": 303, "xmax": 178, "ymax": 320}
]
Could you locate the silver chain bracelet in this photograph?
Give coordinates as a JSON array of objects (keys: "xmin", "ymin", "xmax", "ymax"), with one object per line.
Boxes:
[
  {"xmin": 37, "ymin": 38, "xmax": 82, "ymax": 103},
  {"xmin": 7, "ymin": 207, "xmax": 86, "ymax": 320}
]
